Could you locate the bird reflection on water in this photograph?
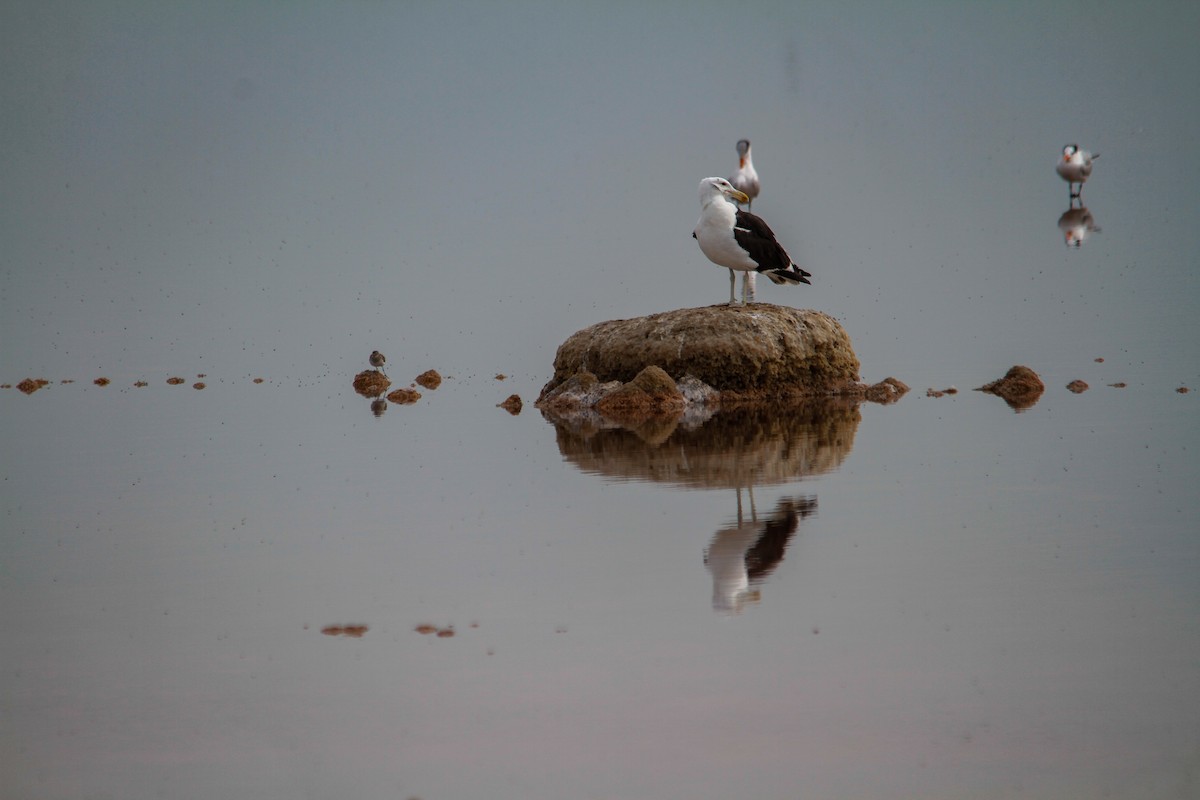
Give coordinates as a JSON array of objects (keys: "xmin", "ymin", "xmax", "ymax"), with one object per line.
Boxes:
[
  {"xmin": 705, "ymin": 494, "xmax": 817, "ymax": 614},
  {"xmin": 1057, "ymin": 205, "xmax": 1101, "ymax": 248}
]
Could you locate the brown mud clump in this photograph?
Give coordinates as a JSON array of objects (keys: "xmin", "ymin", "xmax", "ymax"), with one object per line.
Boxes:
[
  {"xmin": 387, "ymin": 387, "xmax": 422, "ymax": 404},
  {"xmin": 495, "ymin": 373, "xmax": 508, "ymax": 380},
  {"xmin": 863, "ymin": 377, "xmax": 909, "ymax": 404},
  {"xmin": 253, "ymin": 377, "xmax": 265, "ymax": 384},
  {"xmin": 415, "ymin": 369, "xmax": 442, "ymax": 390},
  {"xmin": 1109, "ymin": 382, "xmax": 1127, "ymax": 388},
  {"xmin": 193, "ymin": 382, "xmax": 206, "ymax": 390},
  {"xmin": 321, "ymin": 624, "xmax": 368, "ymax": 638},
  {"xmin": 93, "ymin": 377, "xmax": 110, "ymax": 387},
  {"xmin": 353, "ymin": 369, "xmax": 391, "ymax": 397},
  {"xmin": 498, "ymin": 394, "xmax": 523, "ymax": 414},
  {"xmin": 1178, "ymin": 386, "xmax": 1191, "ymax": 394},
  {"xmin": 134, "ymin": 381, "xmax": 149, "ymax": 388},
  {"xmin": 17, "ymin": 378, "xmax": 49, "ymax": 395},
  {"xmin": 1066, "ymin": 380, "xmax": 1089, "ymax": 393},
  {"xmin": 594, "ymin": 365, "xmax": 686, "ymax": 417},
  {"xmin": 976, "ymin": 365, "xmax": 1045, "ymax": 411},
  {"xmin": 166, "ymin": 376, "xmax": 186, "ymax": 385}
]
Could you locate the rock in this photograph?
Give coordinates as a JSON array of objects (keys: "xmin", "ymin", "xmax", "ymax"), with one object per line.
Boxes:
[
  {"xmin": 863, "ymin": 377, "xmax": 909, "ymax": 404},
  {"xmin": 387, "ymin": 387, "xmax": 421, "ymax": 404},
  {"xmin": 594, "ymin": 365, "xmax": 685, "ymax": 416},
  {"xmin": 415, "ymin": 369, "xmax": 442, "ymax": 390},
  {"xmin": 498, "ymin": 394, "xmax": 523, "ymax": 414},
  {"xmin": 1066, "ymin": 379, "xmax": 1089, "ymax": 393},
  {"xmin": 537, "ymin": 371, "xmax": 622, "ymax": 412},
  {"xmin": 353, "ymin": 370, "xmax": 391, "ymax": 397},
  {"xmin": 538, "ymin": 305, "xmax": 862, "ymax": 402},
  {"xmin": 976, "ymin": 365, "xmax": 1045, "ymax": 411},
  {"xmin": 676, "ymin": 374, "xmax": 720, "ymax": 406}
]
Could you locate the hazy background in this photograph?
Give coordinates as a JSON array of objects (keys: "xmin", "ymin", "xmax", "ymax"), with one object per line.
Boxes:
[
  {"xmin": 4, "ymin": 1, "xmax": 1197, "ymax": 388},
  {"xmin": 2, "ymin": 3, "xmax": 1198, "ymax": 799}
]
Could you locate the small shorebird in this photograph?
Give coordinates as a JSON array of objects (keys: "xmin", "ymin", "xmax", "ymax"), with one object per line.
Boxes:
[
  {"xmin": 1056, "ymin": 143, "xmax": 1098, "ymax": 202},
  {"xmin": 369, "ymin": 350, "xmax": 387, "ymax": 375}
]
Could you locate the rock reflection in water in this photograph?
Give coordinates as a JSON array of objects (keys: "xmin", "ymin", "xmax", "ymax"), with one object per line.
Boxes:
[
  {"xmin": 706, "ymin": 495, "xmax": 817, "ymax": 614},
  {"xmin": 546, "ymin": 400, "xmax": 859, "ymax": 612},
  {"xmin": 544, "ymin": 400, "xmax": 859, "ymax": 489}
]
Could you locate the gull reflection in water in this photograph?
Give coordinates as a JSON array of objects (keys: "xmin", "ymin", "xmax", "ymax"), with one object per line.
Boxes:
[
  {"xmin": 1057, "ymin": 205, "xmax": 1101, "ymax": 248},
  {"xmin": 705, "ymin": 494, "xmax": 817, "ymax": 615}
]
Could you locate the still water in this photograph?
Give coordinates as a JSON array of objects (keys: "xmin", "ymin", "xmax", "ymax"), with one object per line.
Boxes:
[{"xmin": 3, "ymin": 3, "xmax": 1199, "ymax": 799}]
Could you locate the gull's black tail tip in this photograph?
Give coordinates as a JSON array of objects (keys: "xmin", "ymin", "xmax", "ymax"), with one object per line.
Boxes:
[{"xmin": 769, "ymin": 267, "xmax": 812, "ymax": 285}]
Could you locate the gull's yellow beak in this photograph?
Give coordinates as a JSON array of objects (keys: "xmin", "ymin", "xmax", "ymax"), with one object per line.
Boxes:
[{"xmin": 728, "ymin": 188, "xmax": 750, "ymax": 204}]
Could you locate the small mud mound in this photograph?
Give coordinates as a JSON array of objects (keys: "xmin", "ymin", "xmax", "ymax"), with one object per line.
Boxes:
[
  {"xmin": 976, "ymin": 365, "xmax": 1045, "ymax": 411},
  {"xmin": 863, "ymin": 377, "xmax": 909, "ymax": 404},
  {"xmin": 1066, "ymin": 380, "xmax": 1089, "ymax": 393},
  {"xmin": 17, "ymin": 378, "xmax": 49, "ymax": 395},
  {"xmin": 387, "ymin": 387, "xmax": 422, "ymax": 404},
  {"xmin": 415, "ymin": 369, "xmax": 442, "ymax": 390},
  {"xmin": 594, "ymin": 365, "xmax": 685, "ymax": 416},
  {"xmin": 93, "ymin": 377, "xmax": 110, "ymax": 387},
  {"xmin": 498, "ymin": 394, "xmax": 523, "ymax": 415},
  {"xmin": 353, "ymin": 370, "xmax": 391, "ymax": 397},
  {"xmin": 321, "ymin": 624, "xmax": 368, "ymax": 638},
  {"xmin": 193, "ymin": 382, "xmax": 206, "ymax": 390},
  {"xmin": 166, "ymin": 376, "xmax": 186, "ymax": 385}
]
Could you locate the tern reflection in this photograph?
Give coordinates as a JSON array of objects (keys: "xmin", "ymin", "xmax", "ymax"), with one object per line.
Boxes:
[
  {"xmin": 705, "ymin": 494, "xmax": 817, "ymax": 614},
  {"xmin": 1057, "ymin": 206, "xmax": 1101, "ymax": 247}
]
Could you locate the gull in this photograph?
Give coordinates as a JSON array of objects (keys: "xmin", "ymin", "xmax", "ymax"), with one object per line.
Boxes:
[{"xmin": 692, "ymin": 177, "xmax": 811, "ymax": 305}]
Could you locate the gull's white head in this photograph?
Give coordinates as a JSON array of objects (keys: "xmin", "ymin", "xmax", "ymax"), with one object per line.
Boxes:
[{"xmin": 699, "ymin": 176, "xmax": 750, "ymax": 206}]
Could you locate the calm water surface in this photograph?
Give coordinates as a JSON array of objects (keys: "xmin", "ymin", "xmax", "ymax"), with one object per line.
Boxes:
[{"xmin": 3, "ymin": 3, "xmax": 1199, "ymax": 799}]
